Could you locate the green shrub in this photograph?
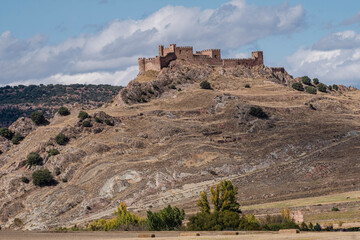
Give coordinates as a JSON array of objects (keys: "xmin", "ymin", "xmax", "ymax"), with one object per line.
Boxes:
[
  {"xmin": 170, "ymin": 85, "xmax": 176, "ymax": 90},
  {"xmin": 152, "ymin": 84, "xmax": 159, "ymax": 91},
  {"xmin": 309, "ymin": 104, "xmax": 316, "ymax": 110},
  {"xmin": 55, "ymin": 167, "xmax": 61, "ymax": 176},
  {"xmin": 245, "ymin": 84, "xmax": 251, "ymax": 88},
  {"xmin": 47, "ymin": 141, "xmax": 54, "ymax": 146},
  {"xmin": 62, "ymin": 178, "xmax": 68, "ymax": 183},
  {"xmin": 32, "ymin": 169, "xmax": 54, "ymax": 186},
  {"xmin": 302, "ymin": 76, "xmax": 311, "ymax": 85},
  {"xmin": 30, "ymin": 111, "xmax": 46, "ymax": 125},
  {"xmin": 11, "ymin": 133, "xmax": 23, "ymax": 145},
  {"xmin": 292, "ymin": 82, "xmax": 304, "ymax": 91},
  {"xmin": 331, "ymin": 207, "xmax": 340, "ymax": 211},
  {"xmin": 178, "ymin": 88, "xmax": 182, "ymax": 92},
  {"xmin": 26, "ymin": 152, "xmax": 42, "ymax": 166},
  {"xmin": 147, "ymin": 89, "xmax": 154, "ymax": 95},
  {"xmin": 55, "ymin": 133, "xmax": 68, "ymax": 145},
  {"xmin": 146, "ymin": 205, "xmax": 185, "ymax": 231},
  {"xmin": 0, "ymin": 128, "xmax": 14, "ymax": 140},
  {"xmin": 48, "ymin": 149, "xmax": 60, "ymax": 157},
  {"xmin": 82, "ymin": 120, "xmax": 92, "ymax": 127},
  {"xmin": 78, "ymin": 111, "xmax": 89, "ymax": 120},
  {"xmin": 239, "ymin": 214, "xmax": 261, "ymax": 230},
  {"xmin": 187, "ymin": 210, "xmax": 240, "ymax": 231},
  {"xmin": 313, "ymin": 78, "xmax": 319, "ymax": 85},
  {"xmin": 328, "ymin": 85, "xmax": 333, "ymax": 91},
  {"xmin": 200, "ymin": 80, "xmax": 211, "ymax": 90},
  {"xmin": 305, "ymin": 86, "xmax": 317, "ymax": 95},
  {"xmin": 58, "ymin": 107, "xmax": 70, "ymax": 116},
  {"xmin": 94, "ymin": 117, "xmax": 102, "ymax": 123},
  {"xmin": 21, "ymin": 176, "xmax": 29, "ymax": 184},
  {"xmin": 333, "ymin": 84, "xmax": 339, "ymax": 91},
  {"xmin": 317, "ymin": 83, "xmax": 327, "ymax": 93},
  {"xmin": 314, "ymin": 223, "xmax": 322, "ymax": 231},
  {"xmin": 249, "ymin": 107, "xmax": 268, "ymax": 119},
  {"xmin": 104, "ymin": 119, "xmax": 114, "ymax": 126}
]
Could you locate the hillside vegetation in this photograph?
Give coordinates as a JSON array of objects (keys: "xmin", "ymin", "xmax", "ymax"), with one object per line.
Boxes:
[{"xmin": 0, "ymin": 84, "xmax": 122, "ymax": 127}]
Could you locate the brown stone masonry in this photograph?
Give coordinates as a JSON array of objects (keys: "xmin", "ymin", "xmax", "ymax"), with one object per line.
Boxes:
[{"xmin": 138, "ymin": 44, "xmax": 264, "ymax": 74}]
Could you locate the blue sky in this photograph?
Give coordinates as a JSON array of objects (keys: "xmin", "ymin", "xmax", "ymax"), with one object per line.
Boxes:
[{"xmin": 1, "ymin": 0, "xmax": 360, "ymax": 87}]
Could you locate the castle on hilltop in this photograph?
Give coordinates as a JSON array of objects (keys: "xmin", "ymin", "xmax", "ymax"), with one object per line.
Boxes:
[{"xmin": 138, "ymin": 44, "xmax": 264, "ymax": 74}]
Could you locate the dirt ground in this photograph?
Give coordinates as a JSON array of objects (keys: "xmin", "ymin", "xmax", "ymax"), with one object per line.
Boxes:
[{"xmin": 2, "ymin": 231, "xmax": 360, "ymax": 240}]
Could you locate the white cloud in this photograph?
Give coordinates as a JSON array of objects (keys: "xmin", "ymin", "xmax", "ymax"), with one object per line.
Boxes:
[
  {"xmin": 286, "ymin": 30, "xmax": 360, "ymax": 87},
  {"xmin": 0, "ymin": 0, "xmax": 305, "ymax": 86}
]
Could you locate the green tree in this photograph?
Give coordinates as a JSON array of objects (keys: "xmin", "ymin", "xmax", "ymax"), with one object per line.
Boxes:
[
  {"xmin": 48, "ymin": 149, "xmax": 60, "ymax": 157},
  {"xmin": 32, "ymin": 169, "xmax": 54, "ymax": 186},
  {"xmin": 239, "ymin": 214, "xmax": 261, "ymax": 230},
  {"xmin": 146, "ymin": 205, "xmax": 185, "ymax": 231},
  {"xmin": 249, "ymin": 107, "xmax": 268, "ymax": 119},
  {"xmin": 333, "ymin": 84, "xmax": 339, "ymax": 91},
  {"xmin": 200, "ymin": 80, "xmax": 211, "ymax": 90},
  {"xmin": 313, "ymin": 78, "xmax": 319, "ymax": 85},
  {"xmin": 317, "ymin": 83, "xmax": 327, "ymax": 93},
  {"xmin": 31, "ymin": 111, "xmax": 46, "ymax": 125},
  {"xmin": 78, "ymin": 111, "xmax": 89, "ymax": 120},
  {"xmin": 305, "ymin": 86, "xmax": 317, "ymax": 95},
  {"xmin": 55, "ymin": 133, "xmax": 68, "ymax": 145},
  {"xmin": 292, "ymin": 82, "xmax": 304, "ymax": 91},
  {"xmin": 82, "ymin": 120, "xmax": 92, "ymax": 127},
  {"xmin": 197, "ymin": 191, "xmax": 210, "ymax": 214},
  {"xmin": 314, "ymin": 223, "xmax": 322, "ymax": 231},
  {"xmin": 210, "ymin": 180, "xmax": 241, "ymax": 213},
  {"xmin": 301, "ymin": 76, "xmax": 311, "ymax": 85},
  {"xmin": 0, "ymin": 128, "xmax": 14, "ymax": 140},
  {"xmin": 26, "ymin": 152, "xmax": 42, "ymax": 166},
  {"xmin": 11, "ymin": 133, "xmax": 23, "ymax": 145},
  {"xmin": 58, "ymin": 106, "xmax": 70, "ymax": 116}
]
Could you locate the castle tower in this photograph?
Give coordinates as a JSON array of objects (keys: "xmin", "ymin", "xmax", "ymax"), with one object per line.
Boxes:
[
  {"xmin": 158, "ymin": 45, "xmax": 164, "ymax": 57},
  {"xmin": 251, "ymin": 51, "xmax": 263, "ymax": 65},
  {"xmin": 138, "ymin": 58, "xmax": 145, "ymax": 74},
  {"xmin": 169, "ymin": 44, "xmax": 176, "ymax": 52}
]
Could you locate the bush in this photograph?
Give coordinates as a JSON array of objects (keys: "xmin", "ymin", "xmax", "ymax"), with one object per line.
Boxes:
[
  {"xmin": 58, "ymin": 107, "xmax": 70, "ymax": 116},
  {"xmin": 292, "ymin": 82, "xmax": 304, "ymax": 91},
  {"xmin": 32, "ymin": 169, "xmax": 54, "ymax": 186},
  {"xmin": 200, "ymin": 80, "xmax": 211, "ymax": 90},
  {"xmin": 94, "ymin": 117, "xmax": 102, "ymax": 123},
  {"xmin": 245, "ymin": 84, "xmax": 251, "ymax": 88},
  {"xmin": 239, "ymin": 214, "xmax": 261, "ymax": 230},
  {"xmin": 317, "ymin": 83, "xmax": 327, "ymax": 93},
  {"xmin": 82, "ymin": 120, "xmax": 92, "ymax": 127},
  {"xmin": 62, "ymin": 178, "xmax": 68, "ymax": 183},
  {"xmin": 104, "ymin": 119, "xmax": 114, "ymax": 126},
  {"xmin": 11, "ymin": 133, "xmax": 23, "ymax": 145},
  {"xmin": 313, "ymin": 78, "xmax": 319, "ymax": 85},
  {"xmin": 309, "ymin": 104, "xmax": 316, "ymax": 110},
  {"xmin": 331, "ymin": 207, "xmax": 340, "ymax": 211},
  {"xmin": 305, "ymin": 86, "xmax": 317, "ymax": 95},
  {"xmin": 0, "ymin": 128, "xmax": 14, "ymax": 140},
  {"xmin": 21, "ymin": 176, "xmax": 29, "ymax": 184},
  {"xmin": 249, "ymin": 107, "xmax": 268, "ymax": 119},
  {"xmin": 328, "ymin": 85, "xmax": 333, "ymax": 91},
  {"xmin": 87, "ymin": 202, "xmax": 145, "ymax": 231},
  {"xmin": 31, "ymin": 111, "xmax": 46, "ymax": 125},
  {"xmin": 78, "ymin": 111, "xmax": 89, "ymax": 120},
  {"xmin": 333, "ymin": 84, "xmax": 339, "ymax": 91},
  {"xmin": 314, "ymin": 223, "xmax": 322, "ymax": 231},
  {"xmin": 302, "ymin": 76, "xmax": 311, "ymax": 85},
  {"xmin": 26, "ymin": 152, "xmax": 42, "ymax": 166},
  {"xmin": 170, "ymin": 85, "xmax": 176, "ymax": 89},
  {"xmin": 146, "ymin": 205, "xmax": 185, "ymax": 231},
  {"xmin": 48, "ymin": 149, "xmax": 60, "ymax": 157},
  {"xmin": 55, "ymin": 133, "xmax": 68, "ymax": 145},
  {"xmin": 188, "ymin": 210, "xmax": 240, "ymax": 231},
  {"xmin": 55, "ymin": 167, "xmax": 61, "ymax": 176}
]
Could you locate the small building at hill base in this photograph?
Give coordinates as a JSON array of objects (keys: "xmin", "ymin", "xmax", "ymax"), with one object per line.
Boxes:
[{"xmin": 138, "ymin": 44, "xmax": 264, "ymax": 74}]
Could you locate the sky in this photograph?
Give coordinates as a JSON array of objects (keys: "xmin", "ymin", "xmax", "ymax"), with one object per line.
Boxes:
[{"xmin": 1, "ymin": 0, "xmax": 360, "ymax": 88}]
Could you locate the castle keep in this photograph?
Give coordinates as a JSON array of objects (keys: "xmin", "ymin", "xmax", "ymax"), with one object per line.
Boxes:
[{"xmin": 138, "ymin": 44, "xmax": 264, "ymax": 74}]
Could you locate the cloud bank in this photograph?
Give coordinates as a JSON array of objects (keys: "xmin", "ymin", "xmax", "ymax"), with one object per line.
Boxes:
[
  {"xmin": 0, "ymin": 0, "xmax": 305, "ymax": 86},
  {"xmin": 287, "ymin": 30, "xmax": 360, "ymax": 87}
]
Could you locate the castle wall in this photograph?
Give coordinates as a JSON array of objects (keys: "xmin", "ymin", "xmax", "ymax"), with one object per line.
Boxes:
[
  {"xmin": 160, "ymin": 53, "xmax": 177, "ymax": 68},
  {"xmin": 174, "ymin": 46, "xmax": 194, "ymax": 60},
  {"xmin": 144, "ymin": 57, "xmax": 161, "ymax": 72},
  {"xmin": 138, "ymin": 58, "xmax": 146, "ymax": 74}
]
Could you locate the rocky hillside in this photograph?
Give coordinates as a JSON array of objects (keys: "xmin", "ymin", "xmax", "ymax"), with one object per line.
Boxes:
[{"xmin": 0, "ymin": 60, "xmax": 359, "ymax": 230}]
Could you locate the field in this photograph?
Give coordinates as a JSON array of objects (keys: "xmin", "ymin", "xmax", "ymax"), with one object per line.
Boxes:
[{"xmin": 2, "ymin": 231, "xmax": 360, "ymax": 240}]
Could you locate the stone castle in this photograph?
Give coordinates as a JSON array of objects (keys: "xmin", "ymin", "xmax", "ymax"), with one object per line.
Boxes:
[{"xmin": 138, "ymin": 44, "xmax": 264, "ymax": 74}]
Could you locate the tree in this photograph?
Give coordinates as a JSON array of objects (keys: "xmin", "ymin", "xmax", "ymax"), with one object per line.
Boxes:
[
  {"xmin": 31, "ymin": 111, "xmax": 46, "ymax": 125},
  {"xmin": 249, "ymin": 107, "xmax": 268, "ymax": 119},
  {"xmin": 210, "ymin": 180, "xmax": 241, "ymax": 213},
  {"xmin": 0, "ymin": 128, "xmax": 14, "ymax": 140},
  {"xmin": 200, "ymin": 80, "xmax": 211, "ymax": 90},
  {"xmin": 55, "ymin": 133, "xmax": 68, "ymax": 145},
  {"xmin": 78, "ymin": 111, "xmax": 89, "ymax": 120},
  {"xmin": 197, "ymin": 191, "xmax": 210, "ymax": 214},
  {"xmin": 11, "ymin": 133, "xmax": 23, "ymax": 145},
  {"xmin": 26, "ymin": 152, "xmax": 42, "ymax": 166},
  {"xmin": 58, "ymin": 106, "xmax": 70, "ymax": 116},
  {"xmin": 292, "ymin": 82, "xmax": 304, "ymax": 91},
  {"xmin": 305, "ymin": 86, "xmax": 317, "ymax": 95},
  {"xmin": 313, "ymin": 78, "xmax": 319, "ymax": 85},
  {"xmin": 82, "ymin": 120, "xmax": 92, "ymax": 127},
  {"xmin": 146, "ymin": 205, "xmax": 185, "ymax": 231},
  {"xmin": 333, "ymin": 84, "xmax": 339, "ymax": 91},
  {"xmin": 245, "ymin": 84, "xmax": 251, "ymax": 88},
  {"xmin": 301, "ymin": 76, "xmax": 311, "ymax": 85},
  {"xmin": 48, "ymin": 149, "xmax": 60, "ymax": 157},
  {"xmin": 317, "ymin": 83, "xmax": 327, "ymax": 93},
  {"xmin": 314, "ymin": 223, "xmax": 322, "ymax": 231},
  {"xmin": 239, "ymin": 214, "xmax": 261, "ymax": 230},
  {"xmin": 32, "ymin": 169, "xmax": 54, "ymax": 186}
]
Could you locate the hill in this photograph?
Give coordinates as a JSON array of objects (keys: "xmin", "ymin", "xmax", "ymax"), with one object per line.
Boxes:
[
  {"xmin": 0, "ymin": 84, "xmax": 123, "ymax": 127},
  {"xmin": 0, "ymin": 60, "xmax": 359, "ymax": 230}
]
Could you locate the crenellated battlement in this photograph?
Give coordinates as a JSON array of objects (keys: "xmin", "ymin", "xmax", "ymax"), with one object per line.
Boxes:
[{"xmin": 138, "ymin": 44, "xmax": 264, "ymax": 74}]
